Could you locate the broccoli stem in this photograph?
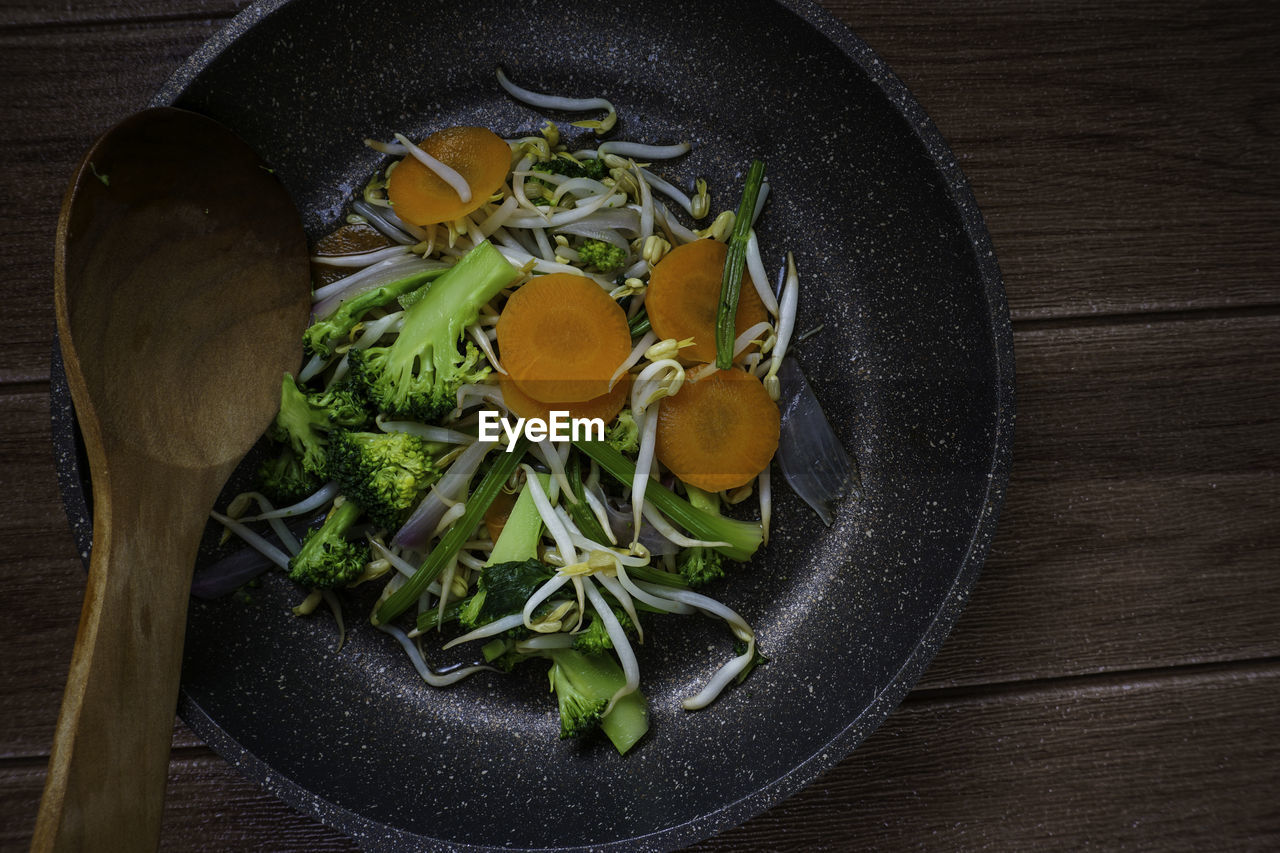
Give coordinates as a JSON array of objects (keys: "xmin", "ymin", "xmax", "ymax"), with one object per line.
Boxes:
[
  {"xmin": 374, "ymin": 438, "xmax": 530, "ymax": 624},
  {"xmin": 573, "ymin": 440, "xmax": 762, "ymax": 562},
  {"xmin": 546, "ymin": 648, "xmax": 649, "ymax": 755},
  {"xmin": 485, "ymin": 473, "xmax": 547, "ymax": 565},
  {"xmin": 714, "ymin": 159, "xmax": 766, "ymax": 369},
  {"xmin": 306, "ymin": 267, "xmax": 447, "ymax": 357}
]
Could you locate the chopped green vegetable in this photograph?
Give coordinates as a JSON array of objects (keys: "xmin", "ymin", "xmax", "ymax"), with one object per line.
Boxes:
[
  {"xmin": 347, "ymin": 241, "xmax": 518, "ymax": 421},
  {"xmin": 266, "ymin": 373, "xmax": 346, "ymax": 478},
  {"xmin": 327, "ymin": 430, "xmax": 439, "ymax": 530},
  {"xmin": 565, "ymin": 451, "xmax": 610, "ymax": 544},
  {"xmin": 288, "ymin": 500, "xmax": 368, "ymax": 589},
  {"xmin": 628, "ymin": 310, "xmax": 651, "ymax": 337},
  {"xmin": 715, "ymin": 159, "xmax": 766, "ymax": 368},
  {"xmin": 374, "ymin": 438, "xmax": 529, "ymax": 624},
  {"xmin": 574, "ymin": 440, "xmax": 762, "ymax": 561},
  {"xmin": 255, "ymin": 445, "xmax": 323, "ymax": 506},
  {"xmin": 304, "ymin": 268, "xmax": 445, "ymax": 358},
  {"xmin": 577, "ymin": 239, "xmax": 627, "ymax": 272},
  {"xmin": 543, "ymin": 648, "xmax": 648, "ymax": 753},
  {"xmin": 458, "ymin": 558, "xmax": 554, "ymax": 631},
  {"xmin": 675, "ymin": 486, "xmax": 727, "ymax": 587},
  {"xmin": 604, "ymin": 409, "xmax": 640, "ymax": 455}
]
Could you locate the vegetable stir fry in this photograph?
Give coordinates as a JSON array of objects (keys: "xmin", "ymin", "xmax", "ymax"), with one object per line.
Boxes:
[{"xmin": 208, "ymin": 68, "xmax": 855, "ymax": 755}]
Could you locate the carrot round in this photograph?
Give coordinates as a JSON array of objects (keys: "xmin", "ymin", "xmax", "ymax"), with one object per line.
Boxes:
[
  {"xmin": 483, "ymin": 488, "xmax": 517, "ymax": 543},
  {"xmin": 655, "ymin": 368, "xmax": 780, "ymax": 492},
  {"xmin": 499, "ymin": 373, "xmax": 631, "ymax": 425},
  {"xmin": 646, "ymin": 238, "xmax": 768, "ymax": 364},
  {"xmin": 497, "ymin": 273, "xmax": 632, "ymax": 403},
  {"xmin": 387, "ymin": 126, "xmax": 511, "ymax": 225}
]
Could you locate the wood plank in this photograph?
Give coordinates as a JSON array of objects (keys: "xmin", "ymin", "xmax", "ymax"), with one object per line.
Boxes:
[
  {"xmin": 0, "ymin": 752, "xmax": 358, "ymax": 852},
  {"xmin": 921, "ymin": 313, "xmax": 1280, "ymax": 687},
  {"xmin": 829, "ymin": 0, "xmax": 1280, "ymax": 319},
  {"xmin": 0, "ymin": 0, "xmax": 1277, "ymax": 384},
  {"xmin": 2, "ymin": 312, "xmax": 1276, "ymax": 751},
  {"xmin": 700, "ymin": 663, "xmax": 1280, "ymax": 850},
  {"xmin": 1, "ymin": 663, "xmax": 1276, "ymax": 850},
  {"xmin": 0, "ymin": 1, "xmax": 245, "ymax": 27},
  {"xmin": 0, "ymin": 23, "xmax": 217, "ymax": 384}
]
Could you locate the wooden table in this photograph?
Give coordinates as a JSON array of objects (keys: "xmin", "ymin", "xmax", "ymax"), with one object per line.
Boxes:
[{"xmin": 2, "ymin": 1, "xmax": 1277, "ymax": 849}]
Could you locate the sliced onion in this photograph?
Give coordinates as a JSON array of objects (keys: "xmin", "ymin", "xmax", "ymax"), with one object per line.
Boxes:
[
  {"xmin": 599, "ymin": 491, "xmax": 678, "ymax": 557},
  {"xmin": 776, "ymin": 358, "xmax": 860, "ymax": 525},
  {"xmin": 190, "ymin": 547, "xmax": 273, "ymax": 599},
  {"xmin": 352, "ymin": 198, "xmax": 417, "ymax": 244}
]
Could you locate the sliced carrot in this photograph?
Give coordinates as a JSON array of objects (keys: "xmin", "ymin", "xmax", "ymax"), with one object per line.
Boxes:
[
  {"xmin": 483, "ymin": 488, "xmax": 517, "ymax": 543},
  {"xmin": 498, "ymin": 372, "xmax": 631, "ymax": 426},
  {"xmin": 497, "ymin": 273, "xmax": 632, "ymax": 403},
  {"xmin": 646, "ymin": 238, "xmax": 768, "ymax": 363},
  {"xmin": 655, "ymin": 367, "xmax": 780, "ymax": 492},
  {"xmin": 386, "ymin": 126, "xmax": 511, "ymax": 225}
]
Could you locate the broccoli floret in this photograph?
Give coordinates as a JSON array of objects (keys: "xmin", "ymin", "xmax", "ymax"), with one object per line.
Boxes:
[
  {"xmin": 605, "ymin": 409, "xmax": 640, "ymax": 455},
  {"xmin": 572, "ymin": 607, "xmax": 635, "ymax": 654},
  {"xmin": 304, "ymin": 268, "xmax": 444, "ymax": 358},
  {"xmin": 346, "ymin": 241, "xmax": 518, "ymax": 422},
  {"xmin": 267, "ymin": 374, "xmax": 336, "ymax": 477},
  {"xmin": 327, "ymin": 430, "xmax": 439, "ymax": 530},
  {"xmin": 677, "ymin": 486, "xmax": 729, "ymax": 586},
  {"xmin": 544, "ymin": 648, "xmax": 648, "ymax": 753},
  {"xmin": 532, "ymin": 155, "xmax": 607, "ymax": 182},
  {"xmin": 257, "ymin": 379, "xmax": 366, "ymax": 502},
  {"xmin": 576, "ymin": 239, "xmax": 627, "ymax": 272},
  {"xmin": 676, "ymin": 546, "xmax": 726, "ymax": 587},
  {"xmin": 255, "ymin": 445, "xmax": 324, "ymax": 505},
  {"xmin": 529, "ymin": 156, "xmax": 608, "ymax": 206},
  {"xmin": 288, "ymin": 500, "xmax": 369, "ymax": 589},
  {"xmin": 307, "ymin": 384, "xmax": 371, "ymax": 429}
]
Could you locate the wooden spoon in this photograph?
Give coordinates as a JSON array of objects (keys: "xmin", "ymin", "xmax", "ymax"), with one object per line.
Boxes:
[{"xmin": 33, "ymin": 108, "xmax": 310, "ymax": 852}]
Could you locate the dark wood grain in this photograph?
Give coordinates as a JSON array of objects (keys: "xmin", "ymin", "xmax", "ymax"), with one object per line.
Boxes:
[
  {"xmin": 0, "ymin": 1, "xmax": 247, "ymax": 27},
  {"xmin": 0, "ymin": 0, "xmax": 1276, "ymax": 385},
  {"xmin": 834, "ymin": 0, "xmax": 1280, "ymax": 319},
  {"xmin": 1, "ymin": 664, "xmax": 1275, "ymax": 851},
  {"xmin": 2, "ymin": 0, "xmax": 1278, "ymax": 850},
  {"xmin": 0, "ymin": 23, "xmax": 216, "ymax": 384},
  {"xmin": 702, "ymin": 663, "xmax": 1280, "ymax": 851},
  {"xmin": 922, "ymin": 313, "xmax": 1280, "ymax": 687}
]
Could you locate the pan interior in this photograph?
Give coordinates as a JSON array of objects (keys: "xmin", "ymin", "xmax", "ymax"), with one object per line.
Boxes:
[{"xmin": 47, "ymin": 0, "xmax": 1011, "ymax": 849}]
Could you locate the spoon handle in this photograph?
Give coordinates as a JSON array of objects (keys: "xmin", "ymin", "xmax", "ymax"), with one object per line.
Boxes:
[{"xmin": 31, "ymin": 456, "xmax": 216, "ymax": 853}]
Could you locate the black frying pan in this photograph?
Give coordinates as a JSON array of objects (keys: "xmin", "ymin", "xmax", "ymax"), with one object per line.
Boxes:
[{"xmin": 51, "ymin": 0, "xmax": 1014, "ymax": 848}]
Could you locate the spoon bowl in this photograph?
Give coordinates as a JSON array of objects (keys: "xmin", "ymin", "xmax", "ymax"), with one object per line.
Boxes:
[{"xmin": 34, "ymin": 107, "xmax": 309, "ymax": 852}]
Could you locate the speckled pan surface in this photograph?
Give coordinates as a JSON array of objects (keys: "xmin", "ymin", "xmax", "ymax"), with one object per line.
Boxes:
[{"xmin": 50, "ymin": 0, "xmax": 1013, "ymax": 849}]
